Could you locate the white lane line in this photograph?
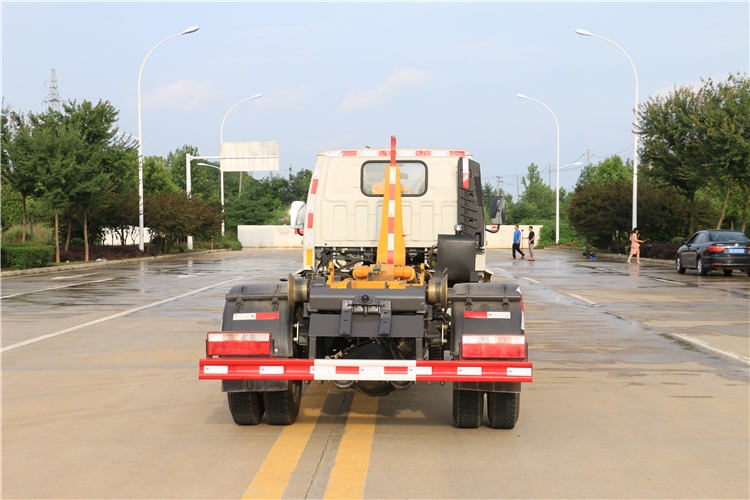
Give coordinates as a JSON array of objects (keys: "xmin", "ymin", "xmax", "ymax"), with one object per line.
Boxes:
[
  {"xmin": 671, "ymin": 333, "xmax": 750, "ymax": 366},
  {"xmin": 521, "ymin": 277, "xmax": 540, "ymax": 284},
  {"xmin": 1, "ymin": 278, "xmax": 115, "ymax": 299},
  {"xmin": 652, "ymin": 278, "xmax": 687, "ymax": 286},
  {"xmin": 51, "ymin": 273, "xmax": 99, "ymax": 280},
  {"xmin": 568, "ymin": 293, "xmax": 597, "ymax": 305},
  {"xmin": 1, "ymin": 277, "xmax": 242, "ymax": 354}
]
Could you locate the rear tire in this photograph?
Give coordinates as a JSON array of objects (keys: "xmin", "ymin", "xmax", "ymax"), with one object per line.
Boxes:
[
  {"xmin": 452, "ymin": 389, "xmax": 484, "ymax": 428},
  {"xmin": 487, "ymin": 392, "xmax": 520, "ymax": 429},
  {"xmin": 676, "ymin": 255, "xmax": 686, "ymax": 274},
  {"xmin": 723, "ymin": 269, "xmax": 733, "ymax": 276},
  {"xmin": 264, "ymin": 380, "xmax": 302, "ymax": 425},
  {"xmin": 227, "ymin": 391, "xmax": 264, "ymax": 425},
  {"xmin": 697, "ymin": 257, "xmax": 708, "ymax": 276}
]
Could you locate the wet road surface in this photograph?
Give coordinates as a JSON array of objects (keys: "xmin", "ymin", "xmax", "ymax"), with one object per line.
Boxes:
[{"xmin": 2, "ymin": 249, "xmax": 748, "ymax": 499}]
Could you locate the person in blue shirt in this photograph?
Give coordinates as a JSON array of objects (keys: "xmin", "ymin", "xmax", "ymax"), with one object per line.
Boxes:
[{"xmin": 512, "ymin": 225, "xmax": 525, "ymax": 260}]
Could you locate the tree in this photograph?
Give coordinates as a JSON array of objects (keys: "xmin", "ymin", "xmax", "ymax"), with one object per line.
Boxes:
[
  {"xmin": 699, "ymin": 74, "xmax": 750, "ymax": 229},
  {"xmin": 145, "ymin": 191, "xmax": 221, "ymax": 252},
  {"xmin": 638, "ymin": 86, "xmax": 706, "ymax": 233},
  {"xmin": 2, "ymin": 108, "xmax": 40, "ymax": 242}
]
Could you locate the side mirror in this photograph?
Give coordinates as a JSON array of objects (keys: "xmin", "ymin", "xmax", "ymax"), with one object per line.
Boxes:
[
  {"xmin": 289, "ymin": 201, "xmax": 306, "ymax": 229},
  {"xmin": 489, "ymin": 196, "xmax": 506, "ymax": 225}
]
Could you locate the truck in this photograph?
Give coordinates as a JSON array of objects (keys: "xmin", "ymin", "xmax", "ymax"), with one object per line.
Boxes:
[{"xmin": 199, "ymin": 137, "xmax": 533, "ymax": 429}]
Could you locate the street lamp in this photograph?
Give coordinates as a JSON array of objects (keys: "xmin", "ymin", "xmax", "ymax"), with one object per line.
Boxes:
[
  {"xmin": 516, "ymin": 93, "xmax": 562, "ymax": 244},
  {"xmin": 220, "ymin": 94, "xmax": 263, "ymax": 195},
  {"xmin": 575, "ymin": 28, "xmax": 639, "ymax": 230},
  {"xmin": 137, "ymin": 26, "xmax": 200, "ymax": 251},
  {"xmin": 196, "ymin": 162, "xmax": 226, "ymax": 237}
]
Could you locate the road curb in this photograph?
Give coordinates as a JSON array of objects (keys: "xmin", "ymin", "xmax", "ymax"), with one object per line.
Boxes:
[{"xmin": 1, "ymin": 249, "xmax": 231, "ymax": 278}]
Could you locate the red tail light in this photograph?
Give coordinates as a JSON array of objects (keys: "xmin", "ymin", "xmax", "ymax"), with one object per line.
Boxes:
[
  {"xmin": 461, "ymin": 334, "xmax": 526, "ymax": 359},
  {"xmin": 207, "ymin": 332, "xmax": 271, "ymax": 356},
  {"xmin": 706, "ymin": 245, "xmax": 724, "ymax": 253}
]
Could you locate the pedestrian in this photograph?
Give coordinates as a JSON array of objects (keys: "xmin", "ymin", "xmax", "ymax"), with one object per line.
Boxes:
[
  {"xmin": 627, "ymin": 228, "xmax": 644, "ymax": 264},
  {"xmin": 512, "ymin": 225, "xmax": 525, "ymax": 260},
  {"xmin": 527, "ymin": 226, "xmax": 536, "ymax": 261}
]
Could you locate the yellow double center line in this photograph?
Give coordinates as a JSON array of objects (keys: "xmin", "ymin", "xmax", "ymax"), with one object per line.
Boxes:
[
  {"xmin": 242, "ymin": 383, "xmax": 331, "ymax": 499},
  {"xmin": 242, "ymin": 386, "xmax": 379, "ymax": 500},
  {"xmin": 324, "ymin": 392, "xmax": 379, "ymax": 499}
]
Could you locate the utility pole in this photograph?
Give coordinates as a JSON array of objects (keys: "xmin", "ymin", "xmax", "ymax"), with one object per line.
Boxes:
[
  {"xmin": 495, "ymin": 176, "xmax": 502, "ymax": 195},
  {"xmin": 289, "ymin": 164, "xmax": 293, "ymax": 180},
  {"xmin": 516, "ymin": 174, "xmax": 520, "ymax": 200},
  {"xmin": 42, "ymin": 69, "xmax": 62, "ymax": 111},
  {"xmin": 548, "ymin": 163, "xmax": 552, "ymax": 187},
  {"xmin": 587, "ymin": 149, "xmax": 591, "ymax": 167}
]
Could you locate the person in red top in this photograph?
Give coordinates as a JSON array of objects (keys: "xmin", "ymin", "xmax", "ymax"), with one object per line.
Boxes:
[{"xmin": 627, "ymin": 228, "xmax": 644, "ymax": 264}]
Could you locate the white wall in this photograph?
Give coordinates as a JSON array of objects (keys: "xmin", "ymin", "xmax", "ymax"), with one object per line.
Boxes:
[
  {"xmin": 238, "ymin": 225, "xmax": 303, "ymax": 248},
  {"xmin": 237, "ymin": 225, "xmax": 542, "ymax": 249}
]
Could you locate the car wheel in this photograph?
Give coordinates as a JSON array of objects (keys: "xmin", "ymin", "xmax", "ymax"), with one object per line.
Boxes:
[
  {"xmin": 723, "ymin": 269, "xmax": 733, "ymax": 277},
  {"xmin": 696, "ymin": 257, "xmax": 708, "ymax": 276},
  {"xmin": 676, "ymin": 255, "xmax": 686, "ymax": 274}
]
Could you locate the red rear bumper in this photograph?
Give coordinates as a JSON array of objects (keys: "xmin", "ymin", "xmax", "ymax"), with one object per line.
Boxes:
[{"xmin": 199, "ymin": 358, "xmax": 533, "ymax": 383}]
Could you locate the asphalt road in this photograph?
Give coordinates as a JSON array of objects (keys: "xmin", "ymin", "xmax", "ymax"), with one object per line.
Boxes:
[{"xmin": 2, "ymin": 249, "xmax": 748, "ymax": 499}]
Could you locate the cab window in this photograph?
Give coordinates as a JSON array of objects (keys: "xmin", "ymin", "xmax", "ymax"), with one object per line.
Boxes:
[{"xmin": 361, "ymin": 161, "xmax": 427, "ymax": 197}]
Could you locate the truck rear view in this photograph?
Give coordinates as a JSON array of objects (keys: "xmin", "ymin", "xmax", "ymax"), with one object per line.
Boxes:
[{"xmin": 199, "ymin": 137, "xmax": 532, "ymax": 428}]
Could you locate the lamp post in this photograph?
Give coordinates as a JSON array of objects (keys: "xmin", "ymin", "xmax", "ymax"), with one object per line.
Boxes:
[
  {"xmin": 575, "ymin": 28, "xmax": 639, "ymax": 230},
  {"xmin": 516, "ymin": 93, "xmax": 561, "ymax": 244},
  {"xmin": 197, "ymin": 162, "xmax": 225, "ymax": 237},
  {"xmin": 221, "ymin": 94, "xmax": 263, "ymax": 195},
  {"xmin": 137, "ymin": 26, "xmax": 200, "ymax": 252}
]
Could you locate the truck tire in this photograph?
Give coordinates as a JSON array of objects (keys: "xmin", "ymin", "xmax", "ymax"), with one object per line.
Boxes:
[
  {"xmin": 263, "ymin": 380, "xmax": 302, "ymax": 425},
  {"xmin": 227, "ymin": 391, "xmax": 264, "ymax": 425},
  {"xmin": 487, "ymin": 392, "xmax": 520, "ymax": 429},
  {"xmin": 452, "ymin": 389, "xmax": 484, "ymax": 428}
]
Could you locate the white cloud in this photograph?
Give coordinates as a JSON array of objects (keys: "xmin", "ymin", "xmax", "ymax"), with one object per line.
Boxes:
[
  {"xmin": 339, "ymin": 69, "xmax": 432, "ymax": 112},
  {"xmin": 143, "ymin": 80, "xmax": 218, "ymax": 111},
  {"xmin": 256, "ymin": 85, "xmax": 313, "ymax": 111}
]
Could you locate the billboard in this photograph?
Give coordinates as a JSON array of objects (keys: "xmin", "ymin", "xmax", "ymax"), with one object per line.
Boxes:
[{"xmin": 220, "ymin": 141, "xmax": 279, "ymax": 172}]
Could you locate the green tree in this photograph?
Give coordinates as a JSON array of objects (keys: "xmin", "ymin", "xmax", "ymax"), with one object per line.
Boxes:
[
  {"xmin": 145, "ymin": 191, "xmax": 221, "ymax": 252},
  {"xmin": 700, "ymin": 74, "xmax": 750, "ymax": 229}
]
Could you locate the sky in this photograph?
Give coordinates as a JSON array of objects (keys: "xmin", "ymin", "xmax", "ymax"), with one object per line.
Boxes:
[{"xmin": 2, "ymin": 2, "xmax": 748, "ymax": 196}]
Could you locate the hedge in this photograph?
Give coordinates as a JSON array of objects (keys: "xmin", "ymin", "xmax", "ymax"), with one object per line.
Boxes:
[{"xmin": 1, "ymin": 243, "xmax": 54, "ymax": 270}]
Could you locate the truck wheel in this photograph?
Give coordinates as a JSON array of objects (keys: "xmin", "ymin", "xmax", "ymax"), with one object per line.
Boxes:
[
  {"xmin": 227, "ymin": 391, "xmax": 264, "ymax": 425},
  {"xmin": 487, "ymin": 392, "xmax": 520, "ymax": 429},
  {"xmin": 264, "ymin": 380, "xmax": 302, "ymax": 425},
  {"xmin": 452, "ymin": 389, "xmax": 484, "ymax": 428}
]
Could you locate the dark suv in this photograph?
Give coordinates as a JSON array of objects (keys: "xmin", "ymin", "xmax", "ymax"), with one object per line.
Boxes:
[{"xmin": 676, "ymin": 230, "xmax": 750, "ymax": 276}]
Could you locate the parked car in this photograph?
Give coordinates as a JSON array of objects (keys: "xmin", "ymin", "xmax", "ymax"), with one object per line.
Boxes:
[{"xmin": 676, "ymin": 230, "xmax": 750, "ymax": 276}]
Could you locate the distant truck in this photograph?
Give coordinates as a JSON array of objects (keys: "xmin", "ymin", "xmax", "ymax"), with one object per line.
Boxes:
[{"xmin": 199, "ymin": 137, "xmax": 532, "ymax": 428}]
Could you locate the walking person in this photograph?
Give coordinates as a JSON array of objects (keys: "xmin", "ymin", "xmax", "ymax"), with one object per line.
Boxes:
[
  {"xmin": 627, "ymin": 228, "xmax": 644, "ymax": 264},
  {"xmin": 512, "ymin": 225, "xmax": 525, "ymax": 260},
  {"xmin": 527, "ymin": 226, "xmax": 536, "ymax": 261}
]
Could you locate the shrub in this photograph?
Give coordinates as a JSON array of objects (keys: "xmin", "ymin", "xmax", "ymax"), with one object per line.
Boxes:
[
  {"xmin": 58, "ymin": 245, "xmax": 150, "ymax": 262},
  {"xmin": 639, "ymin": 242, "xmax": 681, "ymax": 260},
  {"xmin": 1, "ymin": 243, "xmax": 54, "ymax": 270}
]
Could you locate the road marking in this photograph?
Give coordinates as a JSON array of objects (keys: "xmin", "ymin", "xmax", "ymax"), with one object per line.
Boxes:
[
  {"xmin": 671, "ymin": 333, "xmax": 750, "ymax": 366},
  {"xmin": 323, "ymin": 391, "xmax": 379, "ymax": 499},
  {"xmin": 0, "ymin": 277, "xmax": 242, "ymax": 353},
  {"xmin": 521, "ymin": 277, "xmax": 540, "ymax": 284},
  {"xmin": 652, "ymin": 278, "xmax": 687, "ymax": 286},
  {"xmin": 0, "ymin": 278, "xmax": 115, "ymax": 299},
  {"xmin": 242, "ymin": 383, "xmax": 331, "ymax": 499},
  {"xmin": 51, "ymin": 272, "xmax": 99, "ymax": 280},
  {"xmin": 568, "ymin": 293, "xmax": 597, "ymax": 305}
]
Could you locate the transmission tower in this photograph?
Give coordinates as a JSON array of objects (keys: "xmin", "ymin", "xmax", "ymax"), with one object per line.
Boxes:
[{"xmin": 43, "ymin": 69, "xmax": 62, "ymax": 111}]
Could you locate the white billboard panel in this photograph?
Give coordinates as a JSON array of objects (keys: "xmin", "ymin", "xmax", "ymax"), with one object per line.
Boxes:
[{"xmin": 220, "ymin": 141, "xmax": 279, "ymax": 172}]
